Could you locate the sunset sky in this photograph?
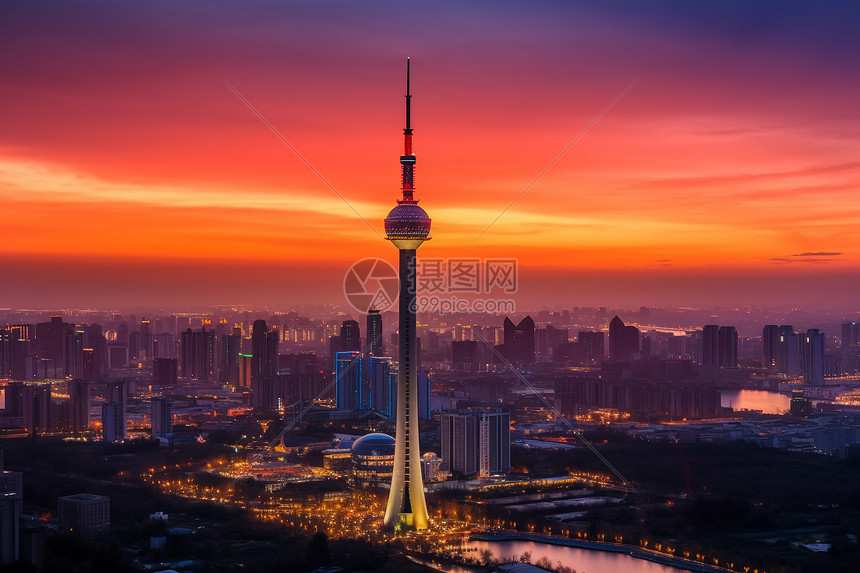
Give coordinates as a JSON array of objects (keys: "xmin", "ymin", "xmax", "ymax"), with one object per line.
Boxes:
[{"xmin": 2, "ymin": 1, "xmax": 859, "ymax": 310}]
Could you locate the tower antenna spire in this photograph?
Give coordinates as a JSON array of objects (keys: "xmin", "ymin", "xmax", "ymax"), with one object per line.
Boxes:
[
  {"xmin": 400, "ymin": 57, "xmax": 415, "ymax": 202},
  {"xmin": 405, "ymin": 57, "xmax": 411, "ymax": 132}
]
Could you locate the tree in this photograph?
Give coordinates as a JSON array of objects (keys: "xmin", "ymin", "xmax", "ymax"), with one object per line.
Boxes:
[{"xmin": 308, "ymin": 532, "xmax": 330, "ymax": 566}]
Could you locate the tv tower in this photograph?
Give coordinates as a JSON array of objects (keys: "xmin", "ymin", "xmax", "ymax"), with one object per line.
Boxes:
[{"xmin": 383, "ymin": 57, "xmax": 431, "ymax": 531}]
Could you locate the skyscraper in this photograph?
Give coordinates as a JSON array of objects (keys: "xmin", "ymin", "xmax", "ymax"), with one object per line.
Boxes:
[
  {"xmin": 440, "ymin": 408, "xmax": 511, "ymax": 478},
  {"xmin": 180, "ymin": 327, "xmax": 216, "ymax": 381},
  {"xmin": 366, "ymin": 309, "xmax": 383, "ymax": 357},
  {"xmin": 775, "ymin": 325, "xmax": 800, "ymax": 375},
  {"xmin": 578, "ymin": 331, "xmax": 605, "ymax": 364},
  {"xmin": 842, "ymin": 322, "xmax": 860, "ymax": 349},
  {"xmin": 0, "ymin": 329, "xmax": 11, "ymax": 378},
  {"xmin": 219, "ymin": 327, "xmax": 241, "ymax": 384},
  {"xmin": 718, "ymin": 326, "xmax": 738, "ymax": 368},
  {"xmin": 503, "ymin": 316, "xmax": 535, "ymax": 365},
  {"xmin": 103, "ymin": 381, "xmax": 128, "ymax": 442},
  {"xmin": 701, "ymin": 324, "xmax": 720, "ymax": 367},
  {"xmin": 68, "ymin": 379, "xmax": 90, "ymax": 435},
  {"xmin": 341, "ymin": 320, "xmax": 361, "ymax": 353},
  {"xmin": 383, "ymin": 59, "xmax": 430, "ymax": 531},
  {"xmin": 22, "ymin": 385, "xmax": 51, "ymax": 436},
  {"xmin": 151, "ymin": 397, "xmax": 173, "ymax": 438},
  {"xmin": 609, "ymin": 316, "xmax": 639, "ymax": 360},
  {"xmin": 334, "ymin": 351, "xmax": 362, "ymax": 411},
  {"xmin": 452, "ymin": 340, "xmax": 479, "ymax": 371},
  {"xmin": 763, "ymin": 324, "xmax": 779, "ymax": 368},
  {"xmin": 102, "ymin": 402, "xmax": 124, "ymax": 442},
  {"xmin": 0, "ymin": 470, "xmax": 23, "ymax": 564},
  {"xmin": 800, "ymin": 329, "xmax": 825, "ymax": 385},
  {"xmin": 251, "ymin": 320, "xmax": 278, "ymax": 383}
]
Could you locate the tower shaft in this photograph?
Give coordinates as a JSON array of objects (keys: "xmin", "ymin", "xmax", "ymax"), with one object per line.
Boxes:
[{"xmin": 383, "ymin": 248, "xmax": 429, "ymax": 530}]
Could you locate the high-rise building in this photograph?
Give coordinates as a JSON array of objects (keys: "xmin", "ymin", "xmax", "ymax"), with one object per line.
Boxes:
[
  {"xmin": 700, "ymin": 324, "xmax": 737, "ymax": 369},
  {"xmin": 369, "ymin": 357, "xmax": 396, "ymax": 416},
  {"xmin": 452, "ymin": 340, "xmax": 479, "ymax": 371},
  {"xmin": 440, "ymin": 408, "xmax": 510, "ymax": 478},
  {"xmin": 107, "ymin": 345, "xmax": 129, "ymax": 369},
  {"xmin": 775, "ymin": 325, "xmax": 800, "ymax": 375},
  {"xmin": 81, "ymin": 348, "xmax": 96, "ymax": 382},
  {"xmin": 701, "ymin": 324, "xmax": 720, "ymax": 366},
  {"xmin": 341, "ymin": 320, "xmax": 361, "ymax": 353},
  {"xmin": 366, "ymin": 310, "xmax": 383, "ymax": 357},
  {"xmin": 384, "ymin": 369, "xmax": 429, "ymax": 421},
  {"xmin": 219, "ymin": 328, "xmax": 241, "ymax": 384},
  {"xmin": 417, "ymin": 371, "xmax": 431, "ymax": 421},
  {"xmin": 152, "ymin": 333, "xmax": 176, "ymax": 359},
  {"xmin": 127, "ymin": 331, "xmax": 141, "ymax": 363},
  {"xmin": 101, "ymin": 403, "xmax": 124, "ymax": 443},
  {"xmin": 763, "ymin": 324, "xmax": 779, "ymax": 369},
  {"xmin": 801, "ymin": 329, "xmax": 825, "ymax": 385},
  {"xmin": 140, "ymin": 318, "xmax": 153, "ymax": 360},
  {"xmin": 22, "ymin": 384, "xmax": 51, "ymax": 436},
  {"xmin": 535, "ymin": 325, "xmax": 568, "ymax": 360},
  {"xmin": 83, "ymin": 324, "xmax": 107, "ymax": 382},
  {"xmin": 503, "ymin": 316, "xmax": 535, "ymax": 365},
  {"xmin": 334, "ymin": 351, "xmax": 396, "ymax": 415},
  {"xmin": 609, "ymin": 316, "xmax": 639, "ymax": 360},
  {"xmin": 238, "ymin": 354, "xmax": 252, "ymax": 388},
  {"xmin": 150, "ymin": 397, "xmax": 173, "ymax": 438},
  {"xmin": 180, "ymin": 327, "xmax": 216, "ymax": 381},
  {"xmin": 0, "ymin": 470, "xmax": 23, "ymax": 564},
  {"xmin": 578, "ymin": 331, "xmax": 605, "ymax": 363},
  {"xmin": 251, "ymin": 320, "xmax": 278, "ymax": 384},
  {"xmin": 152, "ymin": 358, "xmax": 178, "ymax": 386},
  {"xmin": 68, "ymin": 379, "xmax": 90, "ymax": 435},
  {"xmin": 334, "ymin": 351, "xmax": 362, "ymax": 411},
  {"xmin": 2, "ymin": 383, "xmax": 23, "ymax": 417},
  {"xmin": 718, "ymin": 326, "xmax": 738, "ymax": 368},
  {"xmin": 9, "ymin": 325, "xmax": 33, "ymax": 381},
  {"xmin": 383, "ymin": 59, "xmax": 430, "ymax": 531},
  {"xmin": 0, "ymin": 329, "xmax": 11, "ymax": 378},
  {"xmin": 103, "ymin": 381, "xmax": 128, "ymax": 442},
  {"xmin": 842, "ymin": 322, "xmax": 860, "ymax": 349},
  {"xmin": 35, "ymin": 315, "xmax": 72, "ymax": 375}
]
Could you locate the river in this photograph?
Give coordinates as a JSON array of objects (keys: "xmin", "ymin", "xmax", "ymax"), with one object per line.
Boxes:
[{"xmin": 464, "ymin": 536, "xmax": 727, "ymax": 573}]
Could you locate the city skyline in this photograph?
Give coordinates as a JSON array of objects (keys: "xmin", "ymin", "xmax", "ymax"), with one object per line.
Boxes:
[{"xmin": 2, "ymin": 1, "xmax": 860, "ymax": 309}]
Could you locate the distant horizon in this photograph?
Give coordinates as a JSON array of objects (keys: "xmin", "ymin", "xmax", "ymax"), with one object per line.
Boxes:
[{"xmin": 2, "ymin": 253, "xmax": 859, "ymax": 314}]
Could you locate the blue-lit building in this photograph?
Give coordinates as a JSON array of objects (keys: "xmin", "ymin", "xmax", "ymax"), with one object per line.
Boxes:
[
  {"xmin": 334, "ymin": 351, "xmax": 397, "ymax": 416},
  {"xmin": 334, "ymin": 349, "xmax": 429, "ymax": 420}
]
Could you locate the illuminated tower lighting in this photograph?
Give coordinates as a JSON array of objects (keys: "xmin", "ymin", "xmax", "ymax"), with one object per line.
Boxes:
[{"xmin": 383, "ymin": 57, "xmax": 431, "ymax": 531}]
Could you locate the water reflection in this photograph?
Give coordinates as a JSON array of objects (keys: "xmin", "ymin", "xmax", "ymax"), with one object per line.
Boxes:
[
  {"xmin": 720, "ymin": 389, "xmax": 790, "ymax": 414},
  {"xmin": 467, "ymin": 539, "xmax": 688, "ymax": 573}
]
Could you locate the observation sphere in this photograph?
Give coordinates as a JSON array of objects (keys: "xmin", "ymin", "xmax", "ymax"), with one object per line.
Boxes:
[{"xmin": 384, "ymin": 202, "xmax": 431, "ymax": 240}]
